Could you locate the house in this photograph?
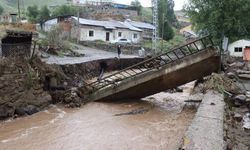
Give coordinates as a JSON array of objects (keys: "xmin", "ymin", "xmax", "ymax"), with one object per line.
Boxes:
[
  {"xmin": 42, "ymin": 15, "xmax": 72, "ymax": 32},
  {"xmin": 0, "ymin": 13, "xmax": 18, "ymax": 23},
  {"xmin": 179, "ymin": 25, "xmax": 198, "ymax": 39},
  {"xmin": 71, "ymin": 17, "xmax": 142, "ymax": 43},
  {"xmin": 175, "ymin": 10, "xmax": 190, "ymax": 23},
  {"xmin": 228, "ymin": 39, "xmax": 250, "ymax": 58},
  {"xmin": 124, "ymin": 20, "xmax": 155, "ymax": 39}
]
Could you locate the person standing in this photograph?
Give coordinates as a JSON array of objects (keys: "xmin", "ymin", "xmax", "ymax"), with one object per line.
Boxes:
[
  {"xmin": 98, "ymin": 61, "xmax": 107, "ymax": 81},
  {"xmin": 117, "ymin": 45, "xmax": 121, "ymax": 59}
]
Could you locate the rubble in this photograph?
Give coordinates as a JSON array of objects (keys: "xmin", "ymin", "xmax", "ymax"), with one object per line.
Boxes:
[
  {"xmin": 198, "ymin": 73, "xmax": 242, "ymax": 94},
  {"xmin": 243, "ymin": 113, "xmax": 250, "ymax": 130}
]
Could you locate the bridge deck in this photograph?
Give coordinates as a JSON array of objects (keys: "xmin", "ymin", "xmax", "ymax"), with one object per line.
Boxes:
[{"xmin": 83, "ymin": 36, "xmax": 220, "ymax": 101}]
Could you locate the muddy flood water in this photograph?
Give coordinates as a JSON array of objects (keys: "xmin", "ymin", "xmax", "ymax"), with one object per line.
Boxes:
[{"xmin": 0, "ymin": 83, "xmax": 198, "ymax": 150}]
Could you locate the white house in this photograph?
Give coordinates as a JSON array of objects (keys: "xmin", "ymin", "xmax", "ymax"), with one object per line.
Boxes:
[
  {"xmin": 71, "ymin": 17, "xmax": 143, "ymax": 43},
  {"xmin": 228, "ymin": 39, "xmax": 250, "ymax": 57},
  {"xmin": 41, "ymin": 15, "xmax": 72, "ymax": 32},
  {"xmin": 125, "ymin": 20, "xmax": 155, "ymax": 39}
]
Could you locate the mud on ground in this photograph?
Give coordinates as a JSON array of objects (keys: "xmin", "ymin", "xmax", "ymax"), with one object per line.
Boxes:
[{"xmin": 224, "ymin": 99, "xmax": 250, "ymax": 150}]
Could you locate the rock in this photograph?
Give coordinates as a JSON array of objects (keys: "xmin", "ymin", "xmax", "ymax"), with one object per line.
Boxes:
[
  {"xmin": 25, "ymin": 105, "xmax": 39, "ymax": 115},
  {"xmin": 233, "ymin": 112, "xmax": 243, "ymax": 122},
  {"xmin": 176, "ymin": 87, "xmax": 183, "ymax": 92},
  {"xmin": 0, "ymin": 104, "xmax": 14, "ymax": 119},
  {"xmin": 234, "ymin": 94, "xmax": 247, "ymax": 105},
  {"xmin": 227, "ymin": 72, "xmax": 236, "ymax": 79},
  {"xmin": 238, "ymin": 74, "xmax": 250, "ymax": 80},
  {"xmin": 15, "ymin": 107, "xmax": 27, "ymax": 116},
  {"xmin": 236, "ymin": 70, "xmax": 250, "ymax": 74},
  {"xmin": 243, "ymin": 113, "xmax": 250, "ymax": 130}
]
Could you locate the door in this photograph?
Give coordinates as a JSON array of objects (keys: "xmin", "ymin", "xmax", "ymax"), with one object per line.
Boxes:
[{"xmin": 106, "ymin": 32, "xmax": 110, "ymax": 41}]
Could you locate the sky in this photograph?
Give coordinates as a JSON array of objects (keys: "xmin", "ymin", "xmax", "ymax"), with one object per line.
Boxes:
[{"xmin": 114, "ymin": 0, "xmax": 188, "ymax": 10}]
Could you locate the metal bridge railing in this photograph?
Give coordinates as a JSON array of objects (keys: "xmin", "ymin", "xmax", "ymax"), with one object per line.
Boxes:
[{"xmin": 86, "ymin": 35, "xmax": 214, "ymax": 92}]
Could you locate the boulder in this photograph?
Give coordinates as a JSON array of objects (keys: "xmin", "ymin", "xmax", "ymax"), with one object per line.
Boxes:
[
  {"xmin": 243, "ymin": 113, "xmax": 250, "ymax": 130},
  {"xmin": 0, "ymin": 104, "xmax": 14, "ymax": 119},
  {"xmin": 233, "ymin": 112, "xmax": 243, "ymax": 122},
  {"xmin": 25, "ymin": 105, "xmax": 39, "ymax": 115},
  {"xmin": 234, "ymin": 94, "xmax": 247, "ymax": 105},
  {"xmin": 227, "ymin": 72, "xmax": 236, "ymax": 79},
  {"xmin": 15, "ymin": 107, "xmax": 27, "ymax": 116}
]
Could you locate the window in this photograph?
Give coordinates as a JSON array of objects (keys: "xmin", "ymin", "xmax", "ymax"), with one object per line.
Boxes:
[
  {"xmin": 89, "ymin": 31, "xmax": 94, "ymax": 37},
  {"xmin": 133, "ymin": 34, "xmax": 138, "ymax": 39},
  {"xmin": 118, "ymin": 32, "xmax": 122, "ymax": 37},
  {"xmin": 234, "ymin": 47, "xmax": 243, "ymax": 52}
]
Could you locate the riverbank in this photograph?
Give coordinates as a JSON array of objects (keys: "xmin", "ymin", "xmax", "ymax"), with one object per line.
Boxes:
[{"xmin": 0, "ymin": 56, "xmax": 144, "ymax": 120}]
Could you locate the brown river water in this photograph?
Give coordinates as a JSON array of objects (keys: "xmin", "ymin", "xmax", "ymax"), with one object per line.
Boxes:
[{"xmin": 0, "ymin": 83, "xmax": 198, "ymax": 150}]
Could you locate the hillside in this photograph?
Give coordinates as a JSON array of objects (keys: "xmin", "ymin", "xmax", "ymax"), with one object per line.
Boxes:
[{"xmin": 0, "ymin": 0, "xmax": 69, "ymax": 13}]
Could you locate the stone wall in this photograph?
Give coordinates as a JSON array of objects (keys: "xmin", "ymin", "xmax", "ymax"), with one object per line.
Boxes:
[{"xmin": 79, "ymin": 41, "xmax": 152, "ymax": 55}]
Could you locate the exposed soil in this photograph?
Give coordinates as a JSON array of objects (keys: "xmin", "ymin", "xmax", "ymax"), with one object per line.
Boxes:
[
  {"xmin": 0, "ymin": 56, "xmax": 145, "ymax": 120},
  {"xmin": 222, "ymin": 57, "xmax": 250, "ymax": 150},
  {"xmin": 224, "ymin": 98, "xmax": 250, "ymax": 150},
  {"xmin": 0, "ymin": 57, "xmax": 66, "ymax": 119}
]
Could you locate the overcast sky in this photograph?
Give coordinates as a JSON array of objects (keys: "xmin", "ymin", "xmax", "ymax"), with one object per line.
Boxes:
[{"xmin": 114, "ymin": 0, "xmax": 188, "ymax": 10}]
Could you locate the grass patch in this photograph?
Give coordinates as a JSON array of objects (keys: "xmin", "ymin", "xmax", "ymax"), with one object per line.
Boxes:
[{"xmin": 143, "ymin": 34, "xmax": 186, "ymax": 52}]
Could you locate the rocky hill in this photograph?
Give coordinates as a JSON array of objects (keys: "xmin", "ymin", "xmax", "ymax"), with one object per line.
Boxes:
[{"xmin": 0, "ymin": 0, "xmax": 69, "ymax": 13}]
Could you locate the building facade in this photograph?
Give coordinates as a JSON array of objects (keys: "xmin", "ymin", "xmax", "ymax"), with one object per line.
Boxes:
[
  {"xmin": 228, "ymin": 39, "xmax": 250, "ymax": 57},
  {"xmin": 125, "ymin": 20, "xmax": 155, "ymax": 40},
  {"xmin": 71, "ymin": 17, "xmax": 142, "ymax": 43}
]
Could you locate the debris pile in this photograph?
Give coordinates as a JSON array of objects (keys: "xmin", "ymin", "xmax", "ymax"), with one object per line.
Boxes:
[{"xmin": 202, "ymin": 73, "xmax": 242, "ymax": 94}]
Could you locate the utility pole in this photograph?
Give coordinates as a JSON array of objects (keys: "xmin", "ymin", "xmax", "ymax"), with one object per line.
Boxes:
[
  {"xmin": 161, "ymin": 13, "xmax": 165, "ymax": 51},
  {"xmin": 18, "ymin": 0, "xmax": 21, "ymax": 22},
  {"xmin": 77, "ymin": 2, "xmax": 80, "ymax": 44},
  {"xmin": 151, "ymin": 0, "xmax": 158, "ymax": 55}
]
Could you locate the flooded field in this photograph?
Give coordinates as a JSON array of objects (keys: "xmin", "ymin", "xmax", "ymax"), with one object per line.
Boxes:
[{"xmin": 0, "ymin": 83, "xmax": 197, "ymax": 150}]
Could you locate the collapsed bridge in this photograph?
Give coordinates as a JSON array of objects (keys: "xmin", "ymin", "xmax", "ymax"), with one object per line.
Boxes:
[{"xmin": 83, "ymin": 36, "xmax": 220, "ymax": 101}]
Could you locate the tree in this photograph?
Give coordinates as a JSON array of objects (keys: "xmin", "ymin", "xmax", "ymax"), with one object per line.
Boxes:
[
  {"xmin": 0, "ymin": 5, "xmax": 4, "ymax": 15},
  {"xmin": 131, "ymin": 0, "xmax": 142, "ymax": 16},
  {"xmin": 37, "ymin": 6, "xmax": 50, "ymax": 23},
  {"xmin": 158, "ymin": 0, "xmax": 176, "ymax": 40},
  {"xmin": 27, "ymin": 5, "xmax": 39, "ymax": 23},
  {"xmin": 163, "ymin": 21, "xmax": 174, "ymax": 40},
  {"xmin": 165, "ymin": 0, "xmax": 176, "ymax": 25},
  {"xmin": 52, "ymin": 5, "xmax": 76, "ymax": 17},
  {"xmin": 185, "ymin": 0, "xmax": 250, "ymax": 43}
]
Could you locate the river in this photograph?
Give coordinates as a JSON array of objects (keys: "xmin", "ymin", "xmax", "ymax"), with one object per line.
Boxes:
[{"xmin": 0, "ymin": 83, "xmax": 198, "ymax": 150}]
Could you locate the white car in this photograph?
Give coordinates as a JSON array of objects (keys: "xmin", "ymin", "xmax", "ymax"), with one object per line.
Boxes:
[{"xmin": 111, "ymin": 39, "xmax": 132, "ymax": 45}]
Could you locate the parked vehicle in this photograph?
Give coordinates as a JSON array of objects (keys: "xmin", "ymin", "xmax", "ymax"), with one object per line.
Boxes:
[{"xmin": 111, "ymin": 39, "xmax": 132, "ymax": 45}]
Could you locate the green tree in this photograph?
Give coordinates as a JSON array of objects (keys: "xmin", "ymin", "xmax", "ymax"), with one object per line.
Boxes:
[
  {"xmin": 131, "ymin": 0, "xmax": 142, "ymax": 16},
  {"xmin": 52, "ymin": 5, "xmax": 76, "ymax": 17},
  {"xmin": 0, "ymin": 5, "xmax": 4, "ymax": 15},
  {"xmin": 165, "ymin": 0, "xmax": 176, "ymax": 25},
  {"xmin": 27, "ymin": 5, "xmax": 39, "ymax": 23},
  {"xmin": 163, "ymin": 21, "xmax": 174, "ymax": 40},
  {"xmin": 158, "ymin": 0, "xmax": 176, "ymax": 40},
  {"xmin": 185, "ymin": 0, "xmax": 250, "ymax": 43},
  {"xmin": 37, "ymin": 6, "xmax": 50, "ymax": 23}
]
